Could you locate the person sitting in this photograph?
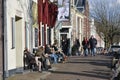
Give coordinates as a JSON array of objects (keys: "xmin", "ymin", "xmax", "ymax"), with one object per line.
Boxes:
[
  {"xmin": 36, "ymin": 46, "xmax": 46, "ymax": 71},
  {"xmin": 23, "ymin": 48, "xmax": 35, "ymax": 70},
  {"xmin": 56, "ymin": 48, "xmax": 66, "ymax": 63},
  {"xmin": 49, "ymin": 48, "xmax": 58, "ymax": 64},
  {"xmin": 34, "ymin": 53, "xmax": 42, "ymax": 72},
  {"xmin": 44, "ymin": 54, "xmax": 51, "ymax": 69}
]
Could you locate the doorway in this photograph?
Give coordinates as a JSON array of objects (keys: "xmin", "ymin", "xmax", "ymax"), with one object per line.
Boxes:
[{"xmin": 15, "ymin": 16, "xmax": 23, "ymax": 71}]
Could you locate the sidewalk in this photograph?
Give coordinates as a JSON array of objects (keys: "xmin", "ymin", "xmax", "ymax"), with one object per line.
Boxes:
[
  {"xmin": 6, "ymin": 67, "xmax": 57, "ymax": 80},
  {"xmin": 42, "ymin": 55, "xmax": 111, "ymax": 80},
  {"xmin": 5, "ymin": 55, "xmax": 111, "ymax": 80},
  {"xmin": 6, "ymin": 71, "xmax": 50, "ymax": 80}
]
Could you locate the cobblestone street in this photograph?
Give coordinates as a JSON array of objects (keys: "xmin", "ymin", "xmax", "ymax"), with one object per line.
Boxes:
[{"xmin": 45, "ymin": 55, "xmax": 111, "ymax": 80}]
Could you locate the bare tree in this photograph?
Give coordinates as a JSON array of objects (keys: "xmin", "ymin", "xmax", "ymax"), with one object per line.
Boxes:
[{"xmin": 90, "ymin": 0, "xmax": 120, "ymax": 47}]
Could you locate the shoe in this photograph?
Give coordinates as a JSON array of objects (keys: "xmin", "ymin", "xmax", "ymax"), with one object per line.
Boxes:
[
  {"xmin": 62, "ymin": 61, "xmax": 65, "ymax": 63},
  {"xmin": 38, "ymin": 71, "xmax": 42, "ymax": 73}
]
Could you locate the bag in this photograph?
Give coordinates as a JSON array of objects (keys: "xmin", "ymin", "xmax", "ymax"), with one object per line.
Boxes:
[
  {"xmin": 46, "ymin": 58, "xmax": 51, "ymax": 66},
  {"xmin": 38, "ymin": 58, "xmax": 42, "ymax": 62}
]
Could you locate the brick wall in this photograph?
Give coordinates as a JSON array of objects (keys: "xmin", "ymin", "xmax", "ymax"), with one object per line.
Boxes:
[{"xmin": 83, "ymin": 0, "xmax": 90, "ymax": 38}]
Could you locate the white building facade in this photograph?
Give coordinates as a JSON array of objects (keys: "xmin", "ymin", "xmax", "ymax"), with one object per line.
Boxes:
[{"xmin": 4, "ymin": 0, "xmax": 33, "ymax": 77}]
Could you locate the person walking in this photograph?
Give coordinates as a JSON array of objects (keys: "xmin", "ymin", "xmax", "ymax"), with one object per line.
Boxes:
[
  {"xmin": 82, "ymin": 37, "xmax": 89, "ymax": 56},
  {"xmin": 89, "ymin": 35, "xmax": 97, "ymax": 56}
]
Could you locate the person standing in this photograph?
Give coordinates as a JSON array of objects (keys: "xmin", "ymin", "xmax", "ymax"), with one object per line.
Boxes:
[
  {"xmin": 82, "ymin": 37, "xmax": 89, "ymax": 56},
  {"xmin": 75, "ymin": 38, "xmax": 80, "ymax": 56},
  {"xmin": 89, "ymin": 35, "xmax": 97, "ymax": 56},
  {"xmin": 62, "ymin": 39, "xmax": 67, "ymax": 56}
]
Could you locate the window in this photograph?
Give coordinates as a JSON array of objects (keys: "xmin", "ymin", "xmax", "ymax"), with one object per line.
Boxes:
[
  {"xmin": 35, "ymin": 28, "xmax": 38, "ymax": 47},
  {"xmin": 42, "ymin": 27, "xmax": 44, "ymax": 46},
  {"xmin": 25, "ymin": 22, "xmax": 28, "ymax": 48},
  {"xmin": 11, "ymin": 17, "xmax": 15, "ymax": 49}
]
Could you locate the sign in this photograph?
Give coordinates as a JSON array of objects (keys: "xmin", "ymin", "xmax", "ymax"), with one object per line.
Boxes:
[{"xmin": 58, "ymin": 0, "xmax": 70, "ymax": 22}]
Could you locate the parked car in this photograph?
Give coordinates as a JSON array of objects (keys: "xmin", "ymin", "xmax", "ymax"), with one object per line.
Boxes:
[
  {"xmin": 109, "ymin": 45, "xmax": 120, "ymax": 79},
  {"xmin": 109, "ymin": 45, "xmax": 120, "ymax": 68},
  {"xmin": 108, "ymin": 45, "xmax": 120, "ymax": 56}
]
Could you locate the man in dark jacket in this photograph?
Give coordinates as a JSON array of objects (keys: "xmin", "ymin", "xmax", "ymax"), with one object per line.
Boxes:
[{"xmin": 89, "ymin": 35, "xmax": 97, "ymax": 56}]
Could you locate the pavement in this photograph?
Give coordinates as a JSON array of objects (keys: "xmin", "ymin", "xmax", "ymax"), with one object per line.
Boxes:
[
  {"xmin": 7, "ymin": 71, "xmax": 50, "ymax": 80},
  {"xmin": 6, "ymin": 54, "xmax": 112, "ymax": 80},
  {"xmin": 0, "ymin": 75, "xmax": 2, "ymax": 80},
  {"xmin": 0, "ymin": 64, "xmax": 59, "ymax": 80},
  {"xmin": 6, "ymin": 66, "xmax": 57, "ymax": 80},
  {"xmin": 44, "ymin": 55, "xmax": 112, "ymax": 80}
]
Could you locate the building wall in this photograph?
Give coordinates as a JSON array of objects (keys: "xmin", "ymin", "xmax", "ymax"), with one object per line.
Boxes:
[
  {"xmin": 68, "ymin": 7, "xmax": 84, "ymax": 52},
  {"xmin": 71, "ymin": 8, "xmax": 76, "ymax": 42},
  {"xmin": 5, "ymin": 0, "xmax": 32, "ymax": 76},
  {"xmin": 71, "ymin": 0, "xmax": 90, "ymax": 39},
  {"xmin": 83, "ymin": 0, "xmax": 90, "ymax": 38},
  {"xmin": 71, "ymin": 12, "xmax": 74, "ymax": 45},
  {"xmin": 76, "ymin": 13, "xmax": 83, "ymax": 39}
]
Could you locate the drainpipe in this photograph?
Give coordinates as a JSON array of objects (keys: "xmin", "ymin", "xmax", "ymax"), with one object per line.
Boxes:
[
  {"xmin": 2, "ymin": 0, "xmax": 8, "ymax": 79},
  {"xmin": 1, "ymin": 0, "xmax": 4, "ymax": 79}
]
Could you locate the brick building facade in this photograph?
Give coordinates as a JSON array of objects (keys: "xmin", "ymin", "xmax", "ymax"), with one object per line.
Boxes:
[
  {"xmin": 83, "ymin": 0, "xmax": 90, "ymax": 38},
  {"xmin": 74, "ymin": 0, "xmax": 90, "ymax": 38}
]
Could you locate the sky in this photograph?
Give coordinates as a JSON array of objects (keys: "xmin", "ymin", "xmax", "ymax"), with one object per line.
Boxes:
[
  {"xmin": 88, "ymin": 0, "xmax": 120, "ymax": 10},
  {"xmin": 117, "ymin": 0, "xmax": 120, "ymax": 3}
]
